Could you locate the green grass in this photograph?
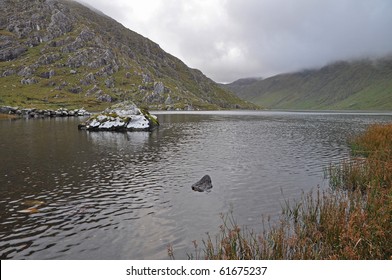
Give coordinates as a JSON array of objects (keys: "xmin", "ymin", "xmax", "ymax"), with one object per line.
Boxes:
[
  {"xmin": 333, "ymin": 81, "xmax": 392, "ymax": 110},
  {"xmin": 224, "ymin": 58, "xmax": 392, "ymax": 110},
  {"xmin": 1, "ymin": 0, "xmax": 259, "ymax": 112}
]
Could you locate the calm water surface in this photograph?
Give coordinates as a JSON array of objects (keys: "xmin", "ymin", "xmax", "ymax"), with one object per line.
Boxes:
[{"xmin": 1, "ymin": 111, "xmax": 391, "ymax": 259}]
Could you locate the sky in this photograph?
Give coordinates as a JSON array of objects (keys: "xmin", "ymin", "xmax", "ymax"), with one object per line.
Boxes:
[{"xmin": 77, "ymin": 0, "xmax": 392, "ymax": 83}]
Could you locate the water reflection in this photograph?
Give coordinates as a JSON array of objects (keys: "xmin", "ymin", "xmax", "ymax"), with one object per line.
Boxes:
[
  {"xmin": 87, "ymin": 131, "xmax": 151, "ymax": 149},
  {"xmin": 0, "ymin": 111, "xmax": 391, "ymax": 259}
]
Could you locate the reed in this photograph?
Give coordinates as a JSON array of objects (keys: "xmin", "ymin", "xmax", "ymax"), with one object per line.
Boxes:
[
  {"xmin": 181, "ymin": 123, "xmax": 392, "ymax": 260},
  {"xmin": 329, "ymin": 123, "xmax": 392, "ymax": 192},
  {"xmin": 350, "ymin": 123, "xmax": 392, "ymax": 158}
]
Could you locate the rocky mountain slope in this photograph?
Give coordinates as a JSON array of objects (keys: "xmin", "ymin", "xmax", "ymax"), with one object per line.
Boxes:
[
  {"xmin": 0, "ymin": 0, "xmax": 257, "ymax": 110},
  {"xmin": 223, "ymin": 57, "xmax": 392, "ymax": 110}
]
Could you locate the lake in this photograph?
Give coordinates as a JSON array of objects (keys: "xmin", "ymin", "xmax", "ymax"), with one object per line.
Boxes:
[{"xmin": 1, "ymin": 110, "xmax": 391, "ymax": 259}]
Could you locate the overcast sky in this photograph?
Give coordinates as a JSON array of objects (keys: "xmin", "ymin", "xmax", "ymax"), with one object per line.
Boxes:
[{"xmin": 77, "ymin": 0, "xmax": 392, "ymax": 83}]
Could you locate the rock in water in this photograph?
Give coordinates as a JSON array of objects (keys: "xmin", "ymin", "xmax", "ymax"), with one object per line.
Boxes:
[
  {"xmin": 78, "ymin": 101, "xmax": 159, "ymax": 132},
  {"xmin": 191, "ymin": 175, "xmax": 213, "ymax": 192}
]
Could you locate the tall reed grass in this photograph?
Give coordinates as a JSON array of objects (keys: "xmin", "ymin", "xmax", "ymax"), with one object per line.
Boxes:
[
  {"xmin": 329, "ymin": 123, "xmax": 392, "ymax": 192},
  {"xmin": 172, "ymin": 123, "xmax": 392, "ymax": 260}
]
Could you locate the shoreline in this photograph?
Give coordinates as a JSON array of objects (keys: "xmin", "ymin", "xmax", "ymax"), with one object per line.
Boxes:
[{"xmin": 0, "ymin": 106, "xmax": 90, "ymax": 118}]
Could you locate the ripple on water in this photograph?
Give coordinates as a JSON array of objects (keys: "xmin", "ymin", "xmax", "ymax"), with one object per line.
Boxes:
[{"xmin": 1, "ymin": 112, "xmax": 391, "ymax": 259}]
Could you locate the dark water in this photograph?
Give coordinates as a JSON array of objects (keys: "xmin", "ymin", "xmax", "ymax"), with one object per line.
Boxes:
[{"xmin": 0, "ymin": 111, "xmax": 391, "ymax": 259}]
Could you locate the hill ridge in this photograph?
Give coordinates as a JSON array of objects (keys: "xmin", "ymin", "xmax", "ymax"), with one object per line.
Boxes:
[
  {"xmin": 223, "ymin": 57, "xmax": 392, "ymax": 110},
  {"xmin": 0, "ymin": 0, "xmax": 257, "ymax": 110}
]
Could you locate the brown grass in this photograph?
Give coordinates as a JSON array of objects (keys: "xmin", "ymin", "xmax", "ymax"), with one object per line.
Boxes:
[
  {"xmin": 351, "ymin": 123, "xmax": 392, "ymax": 158},
  {"xmin": 176, "ymin": 123, "xmax": 392, "ymax": 260},
  {"xmin": 0, "ymin": 113, "xmax": 18, "ymax": 120}
]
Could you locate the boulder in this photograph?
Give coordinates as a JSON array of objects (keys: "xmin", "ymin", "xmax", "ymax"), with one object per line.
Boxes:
[
  {"xmin": 184, "ymin": 104, "xmax": 195, "ymax": 111},
  {"xmin": 2, "ymin": 69, "xmax": 16, "ymax": 77},
  {"xmin": 0, "ymin": 106, "xmax": 18, "ymax": 114},
  {"xmin": 80, "ymin": 72, "xmax": 95, "ymax": 85},
  {"xmin": 191, "ymin": 175, "xmax": 213, "ymax": 192},
  {"xmin": 18, "ymin": 66, "xmax": 34, "ymax": 77},
  {"xmin": 105, "ymin": 78, "xmax": 115, "ymax": 88},
  {"xmin": 37, "ymin": 53, "xmax": 61, "ymax": 65},
  {"xmin": 40, "ymin": 69, "xmax": 55, "ymax": 79},
  {"xmin": 165, "ymin": 95, "xmax": 173, "ymax": 105},
  {"xmin": 68, "ymin": 86, "xmax": 82, "ymax": 94},
  {"xmin": 75, "ymin": 108, "xmax": 90, "ymax": 116},
  {"xmin": 153, "ymin": 81, "xmax": 165, "ymax": 95},
  {"xmin": 21, "ymin": 78, "xmax": 38, "ymax": 85},
  {"xmin": 142, "ymin": 73, "xmax": 153, "ymax": 84},
  {"xmin": 96, "ymin": 93, "xmax": 113, "ymax": 103},
  {"xmin": 0, "ymin": 45, "xmax": 27, "ymax": 61},
  {"xmin": 78, "ymin": 101, "xmax": 159, "ymax": 132}
]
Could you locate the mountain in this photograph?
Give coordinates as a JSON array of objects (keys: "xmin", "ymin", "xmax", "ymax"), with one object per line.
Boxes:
[
  {"xmin": 0, "ymin": 0, "xmax": 257, "ymax": 111},
  {"xmin": 223, "ymin": 58, "xmax": 392, "ymax": 110}
]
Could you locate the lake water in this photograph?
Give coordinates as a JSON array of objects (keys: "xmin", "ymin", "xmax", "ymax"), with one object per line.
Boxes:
[{"xmin": 1, "ymin": 111, "xmax": 391, "ymax": 259}]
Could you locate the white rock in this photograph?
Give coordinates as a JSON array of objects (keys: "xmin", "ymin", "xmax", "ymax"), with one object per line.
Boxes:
[
  {"xmin": 79, "ymin": 101, "xmax": 158, "ymax": 131},
  {"xmin": 127, "ymin": 115, "xmax": 149, "ymax": 129},
  {"xmin": 89, "ymin": 119, "xmax": 100, "ymax": 128},
  {"xmin": 99, "ymin": 121, "xmax": 116, "ymax": 129},
  {"xmin": 97, "ymin": 115, "xmax": 107, "ymax": 122}
]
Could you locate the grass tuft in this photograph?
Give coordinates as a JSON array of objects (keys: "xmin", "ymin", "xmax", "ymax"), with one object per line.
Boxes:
[{"xmin": 177, "ymin": 123, "xmax": 392, "ymax": 260}]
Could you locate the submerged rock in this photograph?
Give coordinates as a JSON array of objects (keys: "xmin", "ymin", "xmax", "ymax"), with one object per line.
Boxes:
[
  {"xmin": 191, "ymin": 175, "xmax": 213, "ymax": 192},
  {"xmin": 78, "ymin": 101, "xmax": 159, "ymax": 132}
]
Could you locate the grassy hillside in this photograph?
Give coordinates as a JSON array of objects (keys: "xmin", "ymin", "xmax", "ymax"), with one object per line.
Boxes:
[
  {"xmin": 223, "ymin": 58, "xmax": 392, "ymax": 110},
  {"xmin": 0, "ymin": 0, "xmax": 257, "ymax": 111}
]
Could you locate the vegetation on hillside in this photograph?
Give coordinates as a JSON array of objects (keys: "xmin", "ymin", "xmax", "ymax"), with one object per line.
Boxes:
[
  {"xmin": 170, "ymin": 123, "xmax": 392, "ymax": 259},
  {"xmin": 223, "ymin": 58, "xmax": 392, "ymax": 110},
  {"xmin": 0, "ymin": 0, "xmax": 257, "ymax": 111}
]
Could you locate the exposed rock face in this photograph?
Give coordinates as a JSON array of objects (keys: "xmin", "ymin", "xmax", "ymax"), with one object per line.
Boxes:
[
  {"xmin": 78, "ymin": 101, "xmax": 159, "ymax": 131},
  {"xmin": 191, "ymin": 175, "xmax": 213, "ymax": 192},
  {"xmin": 0, "ymin": 0, "xmax": 257, "ymax": 111},
  {"xmin": 0, "ymin": 43, "xmax": 27, "ymax": 61},
  {"xmin": 153, "ymin": 82, "xmax": 165, "ymax": 95}
]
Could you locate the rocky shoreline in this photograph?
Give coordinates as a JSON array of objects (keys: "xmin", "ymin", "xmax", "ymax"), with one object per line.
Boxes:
[
  {"xmin": 0, "ymin": 106, "xmax": 90, "ymax": 118},
  {"xmin": 1, "ymin": 101, "xmax": 159, "ymax": 132}
]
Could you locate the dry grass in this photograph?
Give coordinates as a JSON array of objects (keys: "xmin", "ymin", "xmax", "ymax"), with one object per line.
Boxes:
[
  {"xmin": 351, "ymin": 123, "xmax": 392, "ymax": 157},
  {"xmin": 177, "ymin": 123, "xmax": 392, "ymax": 260},
  {"xmin": 329, "ymin": 123, "xmax": 392, "ymax": 192},
  {"xmin": 0, "ymin": 113, "xmax": 18, "ymax": 120}
]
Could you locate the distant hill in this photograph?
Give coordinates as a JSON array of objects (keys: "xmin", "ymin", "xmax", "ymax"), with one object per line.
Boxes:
[
  {"xmin": 223, "ymin": 58, "xmax": 392, "ymax": 110},
  {"xmin": 0, "ymin": 0, "xmax": 257, "ymax": 111}
]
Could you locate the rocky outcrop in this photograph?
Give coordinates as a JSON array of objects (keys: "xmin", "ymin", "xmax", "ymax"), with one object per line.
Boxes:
[
  {"xmin": 0, "ymin": 39, "xmax": 27, "ymax": 61},
  {"xmin": 0, "ymin": 0, "xmax": 258, "ymax": 110},
  {"xmin": 191, "ymin": 175, "xmax": 213, "ymax": 192},
  {"xmin": 0, "ymin": 106, "xmax": 90, "ymax": 118},
  {"xmin": 78, "ymin": 101, "xmax": 159, "ymax": 131}
]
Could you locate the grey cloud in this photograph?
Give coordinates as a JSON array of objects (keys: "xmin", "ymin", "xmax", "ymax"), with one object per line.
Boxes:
[
  {"xmin": 224, "ymin": 0, "xmax": 392, "ymax": 79},
  {"xmin": 77, "ymin": 0, "xmax": 392, "ymax": 83}
]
